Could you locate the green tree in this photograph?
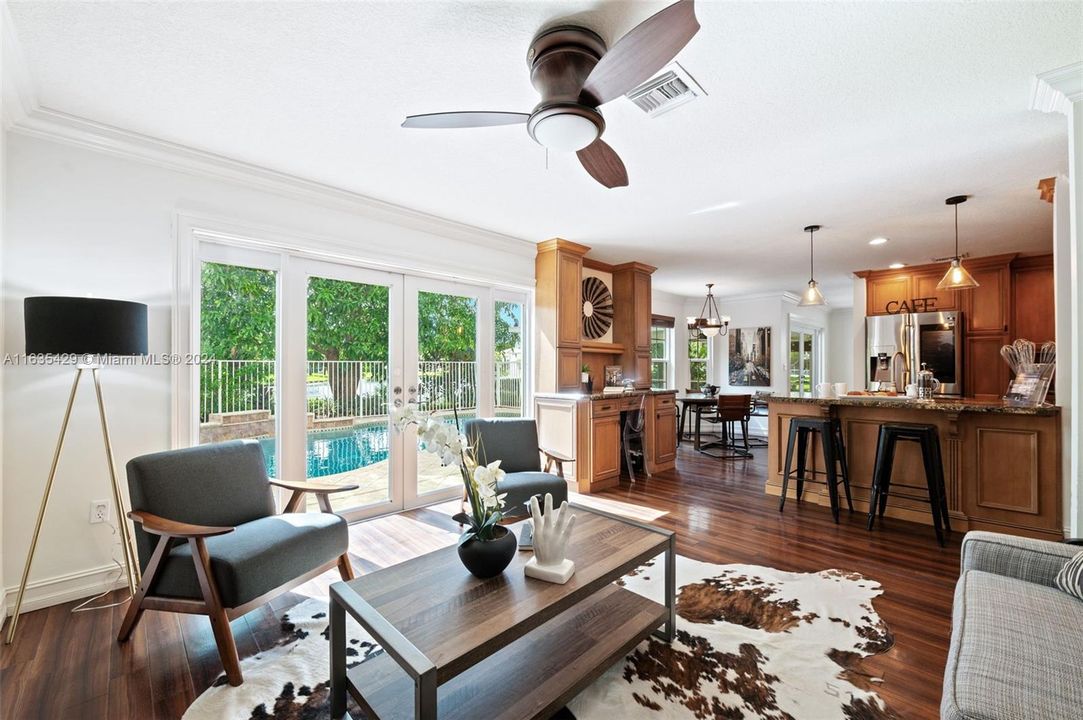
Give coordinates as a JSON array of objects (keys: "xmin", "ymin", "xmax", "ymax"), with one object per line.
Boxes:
[
  {"xmin": 200, "ymin": 263, "xmax": 276, "ymax": 360},
  {"xmin": 417, "ymin": 292, "xmax": 476, "ymax": 361}
]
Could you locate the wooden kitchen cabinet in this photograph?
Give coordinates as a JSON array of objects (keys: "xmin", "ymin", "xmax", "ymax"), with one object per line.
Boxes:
[
  {"xmin": 588, "ymin": 398, "xmax": 622, "ymax": 488},
  {"xmin": 535, "ymin": 239, "xmax": 589, "ymax": 393},
  {"xmin": 966, "ymin": 334, "xmax": 1011, "ymax": 399},
  {"xmin": 557, "ymin": 347, "xmax": 582, "ymax": 392},
  {"xmin": 865, "ymin": 274, "xmax": 911, "ymax": 316},
  {"xmin": 652, "ymin": 395, "xmax": 678, "ymax": 466},
  {"xmin": 912, "ymin": 270, "xmax": 958, "ymax": 312},
  {"xmin": 1012, "ymin": 255, "xmax": 1055, "ymax": 344},
  {"xmin": 965, "ymin": 262, "xmax": 1011, "ymax": 334}
]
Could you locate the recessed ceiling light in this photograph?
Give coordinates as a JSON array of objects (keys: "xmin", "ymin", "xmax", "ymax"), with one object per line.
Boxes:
[
  {"xmin": 889, "ymin": 262, "xmax": 906, "ymax": 269},
  {"xmin": 869, "ymin": 237, "xmax": 889, "ymax": 246},
  {"xmin": 690, "ymin": 201, "xmax": 741, "ymax": 215}
]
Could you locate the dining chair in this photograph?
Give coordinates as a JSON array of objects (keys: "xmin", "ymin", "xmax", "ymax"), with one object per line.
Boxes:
[
  {"xmin": 622, "ymin": 394, "xmax": 650, "ymax": 482},
  {"xmin": 700, "ymin": 394, "xmax": 754, "ymax": 459}
]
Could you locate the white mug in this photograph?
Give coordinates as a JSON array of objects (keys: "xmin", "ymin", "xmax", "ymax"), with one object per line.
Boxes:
[
  {"xmin": 815, "ymin": 383, "xmax": 836, "ymax": 399},
  {"xmin": 834, "ymin": 382, "xmax": 848, "ymax": 397},
  {"xmin": 905, "ymin": 383, "xmax": 918, "ymax": 398}
]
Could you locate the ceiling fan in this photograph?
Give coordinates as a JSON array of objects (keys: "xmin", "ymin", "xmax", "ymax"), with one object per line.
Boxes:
[{"xmin": 401, "ymin": 0, "xmax": 700, "ymax": 189}]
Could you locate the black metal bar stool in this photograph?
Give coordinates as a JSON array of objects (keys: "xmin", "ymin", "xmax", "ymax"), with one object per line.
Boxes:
[
  {"xmin": 779, "ymin": 417, "xmax": 853, "ymax": 523},
  {"xmin": 867, "ymin": 423, "xmax": 951, "ymax": 546}
]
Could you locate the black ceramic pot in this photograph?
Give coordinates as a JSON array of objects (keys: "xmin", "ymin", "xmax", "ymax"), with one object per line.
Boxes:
[{"xmin": 458, "ymin": 525, "xmax": 517, "ymax": 579}]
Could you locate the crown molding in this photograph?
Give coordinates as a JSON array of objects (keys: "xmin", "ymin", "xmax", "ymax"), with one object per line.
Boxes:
[
  {"xmin": 1030, "ymin": 62, "xmax": 1083, "ymax": 116},
  {"xmin": 9, "ymin": 105, "xmax": 536, "ymax": 257},
  {"xmin": 1, "ymin": 4, "xmax": 36, "ymax": 129}
]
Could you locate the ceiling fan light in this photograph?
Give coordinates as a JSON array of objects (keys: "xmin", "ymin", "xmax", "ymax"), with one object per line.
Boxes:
[
  {"xmin": 798, "ymin": 280, "xmax": 827, "ymax": 307},
  {"xmin": 936, "ymin": 259, "xmax": 980, "ymax": 290},
  {"xmin": 531, "ymin": 112, "xmax": 599, "ymax": 152}
]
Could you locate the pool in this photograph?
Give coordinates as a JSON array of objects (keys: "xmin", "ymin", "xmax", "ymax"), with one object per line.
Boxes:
[{"xmin": 259, "ymin": 414, "xmax": 477, "ymax": 479}]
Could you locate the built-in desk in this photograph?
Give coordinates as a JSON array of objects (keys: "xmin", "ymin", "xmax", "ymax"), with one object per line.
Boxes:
[
  {"xmin": 766, "ymin": 396, "xmax": 1063, "ymax": 540},
  {"xmin": 535, "ymin": 390, "xmax": 678, "ymax": 493}
]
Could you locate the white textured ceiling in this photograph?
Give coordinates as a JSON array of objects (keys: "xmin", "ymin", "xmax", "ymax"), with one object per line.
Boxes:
[{"xmin": 7, "ymin": 1, "xmax": 1082, "ymax": 304}]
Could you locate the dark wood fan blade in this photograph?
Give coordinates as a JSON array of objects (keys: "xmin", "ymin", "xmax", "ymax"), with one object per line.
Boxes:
[
  {"xmin": 577, "ymin": 139, "xmax": 629, "ymax": 188},
  {"xmin": 401, "ymin": 112, "xmax": 530, "ymax": 129},
  {"xmin": 581, "ymin": 0, "xmax": 700, "ymax": 105}
]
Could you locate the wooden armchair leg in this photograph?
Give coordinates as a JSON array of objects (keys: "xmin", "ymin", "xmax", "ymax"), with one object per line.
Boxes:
[
  {"xmin": 337, "ymin": 554, "xmax": 355, "ymax": 581},
  {"xmin": 189, "ymin": 537, "xmax": 243, "ymax": 686},
  {"xmin": 314, "ymin": 492, "xmax": 356, "ymax": 581},
  {"xmin": 118, "ymin": 534, "xmax": 170, "ymax": 642}
]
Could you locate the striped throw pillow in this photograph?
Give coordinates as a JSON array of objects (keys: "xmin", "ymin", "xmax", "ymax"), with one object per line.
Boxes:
[{"xmin": 1055, "ymin": 551, "xmax": 1083, "ymax": 601}]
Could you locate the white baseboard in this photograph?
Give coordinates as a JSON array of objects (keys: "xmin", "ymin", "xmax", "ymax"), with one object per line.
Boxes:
[{"xmin": 4, "ymin": 563, "xmax": 129, "ymax": 616}]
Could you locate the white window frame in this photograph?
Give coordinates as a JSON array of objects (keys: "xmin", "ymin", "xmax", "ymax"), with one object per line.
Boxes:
[
  {"xmin": 173, "ymin": 213, "xmax": 534, "ymax": 518},
  {"xmin": 787, "ymin": 317, "xmax": 825, "ymax": 398},
  {"xmin": 687, "ymin": 331, "xmax": 711, "ymax": 390},
  {"xmin": 650, "ymin": 325, "xmax": 673, "ymax": 390}
]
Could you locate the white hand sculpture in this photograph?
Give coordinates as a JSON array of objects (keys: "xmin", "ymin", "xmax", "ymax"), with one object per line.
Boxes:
[{"xmin": 525, "ymin": 493, "xmax": 576, "ymax": 584}]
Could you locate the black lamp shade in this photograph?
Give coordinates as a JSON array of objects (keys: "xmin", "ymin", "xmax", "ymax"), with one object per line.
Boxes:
[{"xmin": 24, "ymin": 297, "xmax": 148, "ymax": 356}]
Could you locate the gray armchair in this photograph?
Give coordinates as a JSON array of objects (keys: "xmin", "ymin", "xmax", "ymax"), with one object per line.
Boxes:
[
  {"xmin": 463, "ymin": 418, "xmax": 571, "ymax": 517},
  {"xmin": 117, "ymin": 440, "xmax": 357, "ymax": 686}
]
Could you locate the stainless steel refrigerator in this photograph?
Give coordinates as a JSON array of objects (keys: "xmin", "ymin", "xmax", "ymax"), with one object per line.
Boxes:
[{"xmin": 866, "ymin": 311, "xmax": 963, "ymax": 396}]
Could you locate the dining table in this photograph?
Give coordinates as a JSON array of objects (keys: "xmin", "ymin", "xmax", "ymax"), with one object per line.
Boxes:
[
  {"xmin": 676, "ymin": 392, "xmax": 772, "ymax": 454},
  {"xmin": 675, "ymin": 393, "xmax": 721, "ymax": 451}
]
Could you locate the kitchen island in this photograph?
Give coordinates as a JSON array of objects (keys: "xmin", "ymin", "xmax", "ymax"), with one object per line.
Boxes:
[
  {"xmin": 535, "ymin": 389, "xmax": 678, "ymax": 493},
  {"xmin": 766, "ymin": 396, "xmax": 1062, "ymax": 540}
]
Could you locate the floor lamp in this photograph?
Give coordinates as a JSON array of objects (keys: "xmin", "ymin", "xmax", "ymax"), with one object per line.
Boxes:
[{"xmin": 5, "ymin": 296, "xmax": 148, "ymax": 644}]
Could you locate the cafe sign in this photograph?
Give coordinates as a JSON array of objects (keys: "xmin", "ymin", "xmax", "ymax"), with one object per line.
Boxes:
[{"xmin": 884, "ymin": 296, "xmax": 937, "ymax": 314}]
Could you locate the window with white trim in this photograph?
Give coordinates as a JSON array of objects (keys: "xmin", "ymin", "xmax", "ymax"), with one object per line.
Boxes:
[
  {"xmin": 650, "ymin": 326, "xmax": 672, "ymax": 390},
  {"xmin": 688, "ymin": 332, "xmax": 710, "ymax": 390}
]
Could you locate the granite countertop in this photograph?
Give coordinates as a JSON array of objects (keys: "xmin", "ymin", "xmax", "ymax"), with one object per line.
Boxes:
[
  {"xmin": 765, "ymin": 395, "xmax": 1060, "ymax": 416},
  {"xmin": 535, "ymin": 388, "xmax": 677, "ymax": 401}
]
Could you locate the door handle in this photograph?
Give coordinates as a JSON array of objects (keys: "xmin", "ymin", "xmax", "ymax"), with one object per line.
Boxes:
[
  {"xmin": 408, "ymin": 385, "xmax": 417, "ymax": 395},
  {"xmin": 393, "ymin": 398, "xmax": 403, "ymax": 408},
  {"xmin": 393, "ymin": 386, "xmax": 402, "ymax": 395}
]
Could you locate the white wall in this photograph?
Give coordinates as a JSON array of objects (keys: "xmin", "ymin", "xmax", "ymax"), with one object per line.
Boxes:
[
  {"xmin": 828, "ymin": 307, "xmax": 855, "ymax": 391},
  {"xmin": 2, "ymin": 132, "xmax": 534, "ymax": 611},
  {"xmin": 0, "ymin": 124, "xmax": 7, "ymax": 630},
  {"xmin": 675, "ymin": 292, "xmax": 843, "ymax": 436}
]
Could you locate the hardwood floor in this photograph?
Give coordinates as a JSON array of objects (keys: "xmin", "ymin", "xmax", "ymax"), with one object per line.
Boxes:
[{"xmin": 0, "ymin": 445, "xmax": 959, "ymax": 719}]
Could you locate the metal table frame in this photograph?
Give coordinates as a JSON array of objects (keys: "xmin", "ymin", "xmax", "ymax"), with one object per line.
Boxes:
[{"xmin": 329, "ymin": 503, "xmax": 675, "ymax": 720}]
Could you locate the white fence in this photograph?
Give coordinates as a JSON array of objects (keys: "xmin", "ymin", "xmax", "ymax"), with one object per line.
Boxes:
[{"xmin": 200, "ymin": 359, "xmax": 522, "ymax": 422}]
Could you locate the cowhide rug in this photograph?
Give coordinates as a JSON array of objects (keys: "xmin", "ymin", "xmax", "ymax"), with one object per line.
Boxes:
[{"xmin": 183, "ymin": 557, "xmax": 897, "ymax": 720}]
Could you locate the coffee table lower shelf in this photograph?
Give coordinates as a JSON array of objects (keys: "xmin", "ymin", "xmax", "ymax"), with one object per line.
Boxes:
[{"xmin": 345, "ymin": 584, "xmax": 666, "ymax": 720}]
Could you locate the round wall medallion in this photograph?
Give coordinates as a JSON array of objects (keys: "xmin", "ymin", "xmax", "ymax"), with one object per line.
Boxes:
[{"xmin": 581, "ymin": 276, "xmax": 614, "ymax": 339}]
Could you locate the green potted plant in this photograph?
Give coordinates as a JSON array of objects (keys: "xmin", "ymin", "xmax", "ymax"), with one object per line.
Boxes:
[{"xmin": 391, "ymin": 405, "xmax": 515, "ymax": 578}]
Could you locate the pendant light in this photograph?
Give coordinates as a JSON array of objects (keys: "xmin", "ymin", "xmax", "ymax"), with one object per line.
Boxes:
[
  {"xmin": 798, "ymin": 225, "xmax": 827, "ymax": 306},
  {"xmin": 686, "ymin": 283, "xmax": 730, "ymax": 338},
  {"xmin": 936, "ymin": 195, "xmax": 979, "ymax": 290}
]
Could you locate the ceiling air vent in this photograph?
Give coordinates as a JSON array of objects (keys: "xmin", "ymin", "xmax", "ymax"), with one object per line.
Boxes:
[{"xmin": 624, "ymin": 61, "xmax": 706, "ymax": 118}]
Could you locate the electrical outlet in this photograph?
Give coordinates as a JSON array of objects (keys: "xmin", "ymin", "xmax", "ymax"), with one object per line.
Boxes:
[{"xmin": 90, "ymin": 499, "xmax": 110, "ymax": 524}]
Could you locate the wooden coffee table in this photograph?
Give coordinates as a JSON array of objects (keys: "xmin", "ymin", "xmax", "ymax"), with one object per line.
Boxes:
[{"xmin": 329, "ymin": 503, "xmax": 675, "ymax": 720}]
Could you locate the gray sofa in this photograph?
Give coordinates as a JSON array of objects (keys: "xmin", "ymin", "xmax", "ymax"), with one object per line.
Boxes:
[{"xmin": 942, "ymin": 531, "xmax": 1083, "ymax": 719}]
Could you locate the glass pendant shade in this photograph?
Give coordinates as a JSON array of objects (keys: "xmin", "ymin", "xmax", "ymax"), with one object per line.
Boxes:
[
  {"xmin": 938, "ymin": 195, "xmax": 979, "ymax": 291},
  {"xmin": 936, "ymin": 258, "xmax": 979, "ymax": 290},
  {"xmin": 798, "ymin": 225, "xmax": 826, "ymax": 306},
  {"xmin": 798, "ymin": 280, "xmax": 827, "ymax": 307}
]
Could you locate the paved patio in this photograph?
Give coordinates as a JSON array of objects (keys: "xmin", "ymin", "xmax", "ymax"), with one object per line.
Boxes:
[{"xmin": 296, "ymin": 450, "xmax": 462, "ymax": 512}]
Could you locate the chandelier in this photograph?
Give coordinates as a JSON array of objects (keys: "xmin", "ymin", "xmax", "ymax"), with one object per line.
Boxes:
[{"xmin": 687, "ymin": 283, "xmax": 730, "ymax": 338}]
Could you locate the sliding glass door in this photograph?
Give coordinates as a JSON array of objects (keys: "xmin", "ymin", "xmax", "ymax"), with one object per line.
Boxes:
[{"xmin": 192, "ymin": 239, "xmax": 529, "ymax": 521}]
